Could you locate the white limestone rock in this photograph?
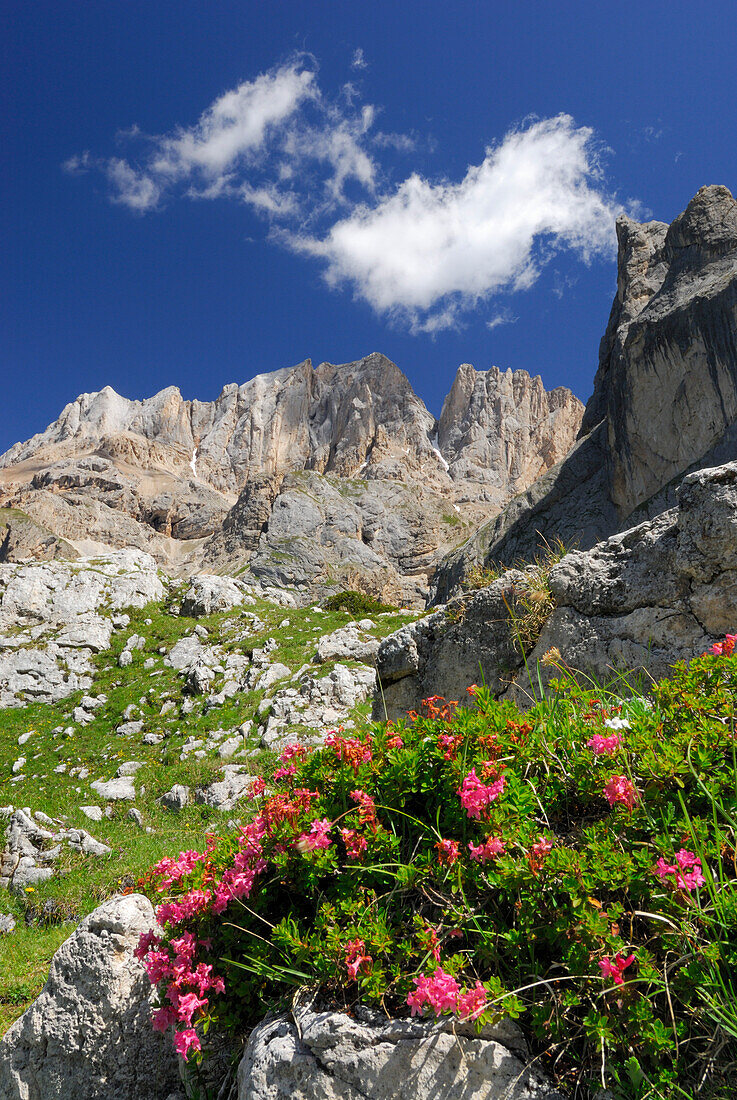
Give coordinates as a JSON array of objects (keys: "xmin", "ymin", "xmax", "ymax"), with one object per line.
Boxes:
[
  {"xmin": 0, "ymin": 894, "xmax": 179, "ymax": 1100},
  {"xmin": 237, "ymin": 1006, "xmax": 563, "ymax": 1100}
]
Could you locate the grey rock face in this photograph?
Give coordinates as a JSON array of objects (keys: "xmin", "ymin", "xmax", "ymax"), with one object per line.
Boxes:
[
  {"xmin": 0, "ymin": 550, "xmax": 164, "ymax": 707},
  {"xmin": 263, "ymin": 663, "xmax": 377, "ymax": 747},
  {"xmin": 315, "ymin": 624, "xmax": 380, "ymax": 666},
  {"xmin": 433, "ymin": 185, "xmax": 737, "ymax": 601},
  {"xmin": 0, "ymin": 894, "xmax": 179, "ymax": 1100},
  {"xmin": 237, "ymin": 1006, "xmax": 563, "ymax": 1100},
  {"xmin": 375, "ymin": 574, "xmax": 526, "ymax": 721},
  {"xmin": 0, "ymin": 808, "xmax": 112, "ymax": 892},
  {"xmin": 387, "ymin": 462, "xmax": 736, "ymax": 716},
  {"xmin": 438, "ymin": 364, "xmax": 584, "ymax": 506},
  {"xmin": 91, "ymin": 776, "xmax": 136, "ymax": 801},
  {"xmin": 0, "ymin": 352, "xmax": 581, "ymax": 601}
]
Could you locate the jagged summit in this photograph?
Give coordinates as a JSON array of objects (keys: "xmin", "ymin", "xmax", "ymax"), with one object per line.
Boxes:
[
  {"xmin": 433, "ymin": 184, "xmax": 737, "ymax": 601},
  {"xmin": 0, "ymin": 352, "xmax": 582, "ymax": 605}
]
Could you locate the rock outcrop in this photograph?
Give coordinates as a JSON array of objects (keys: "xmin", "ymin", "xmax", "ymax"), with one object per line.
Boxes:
[
  {"xmin": 377, "ymin": 461, "xmax": 735, "ymax": 718},
  {"xmin": 0, "ymin": 550, "xmax": 164, "ymax": 707},
  {"xmin": 433, "ymin": 185, "xmax": 737, "ymax": 601},
  {"xmin": 0, "ymin": 354, "xmax": 582, "ymax": 603},
  {"xmin": 237, "ymin": 1006, "xmax": 563, "ymax": 1100},
  {"xmin": 0, "ymin": 894, "xmax": 179, "ymax": 1100}
]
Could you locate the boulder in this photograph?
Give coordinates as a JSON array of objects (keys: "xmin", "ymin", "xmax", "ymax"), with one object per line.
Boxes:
[
  {"xmin": 0, "ymin": 894, "xmax": 179, "ymax": 1100},
  {"xmin": 237, "ymin": 1006, "xmax": 563, "ymax": 1100},
  {"xmin": 315, "ymin": 624, "xmax": 380, "ymax": 666},
  {"xmin": 180, "ymin": 574, "xmax": 245, "ymax": 617}
]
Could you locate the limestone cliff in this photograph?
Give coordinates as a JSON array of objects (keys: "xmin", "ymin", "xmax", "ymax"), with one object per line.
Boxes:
[
  {"xmin": 432, "ymin": 185, "xmax": 737, "ymax": 601},
  {"xmin": 0, "ymin": 354, "xmax": 582, "ymax": 604}
]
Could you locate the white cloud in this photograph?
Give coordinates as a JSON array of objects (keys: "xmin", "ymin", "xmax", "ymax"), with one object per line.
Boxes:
[
  {"xmin": 288, "ymin": 115, "xmax": 624, "ymax": 331},
  {"xmin": 351, "ymin": 48, "xmax": 368, "ymax": 71},
  {"xmin": 69, "ymin": 62, "xmax": 629, "ymax": 332},
  {"xmin": 85, "ymin": 56, "xmax": 377, "ymax": 215},
  {"xmin": 486, "ymin": 308, "xmax": 518, "ymax": 330}
]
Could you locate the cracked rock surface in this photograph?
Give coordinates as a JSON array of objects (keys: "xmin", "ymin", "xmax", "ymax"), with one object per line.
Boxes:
[
  {"xmin": 237, "ymin": 1006, "xmax": 564, "ymax": 1100},
  {"xmin": 0, "ymin": 894, "xmax": 179, "ymax": 1100}
]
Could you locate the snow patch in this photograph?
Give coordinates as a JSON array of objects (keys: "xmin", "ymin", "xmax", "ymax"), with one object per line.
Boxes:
[
  {"xmin": 429, "ymin": 432, "xmax": 450, "ymax": 472},
  {"xmin": 190, "ymin": 448, "xmax": 198, "ymax": 478}
]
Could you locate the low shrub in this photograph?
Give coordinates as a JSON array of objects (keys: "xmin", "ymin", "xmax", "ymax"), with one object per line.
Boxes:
[
  {"xmin": 136, "ymin": 640, "xmax": 737, "ymax": 1098},
  {"xmin": 322, "ymin": 590, "xmax": 398, "ymax": 617}
]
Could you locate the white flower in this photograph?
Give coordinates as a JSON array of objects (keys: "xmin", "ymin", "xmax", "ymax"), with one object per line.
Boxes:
[{"xmin": 604, "ymin": 717, "xmax": 631, "ymax": 730}]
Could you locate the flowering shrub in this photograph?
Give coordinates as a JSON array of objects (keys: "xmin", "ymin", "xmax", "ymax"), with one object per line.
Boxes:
[{"xmin": 136, "ymin": 642, "xmax": 737, "ymax": 1098}]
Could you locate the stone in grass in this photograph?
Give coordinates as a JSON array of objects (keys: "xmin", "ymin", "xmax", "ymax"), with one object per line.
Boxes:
[
  {"xmin": 116, "ymin": 720, "xmax": 144, "ymax": 737},
  {"xmin": 115, "ymin": 761, "xmax": 144, "ymax": 778},
  {"xmin": 0, "ymin": 894, "xmax": 179, "ymax": 1100},
  {"xmin": 0, "ymin": 913, "xmax": 16, "ymax": 934},
  {"xmin": 90, "ymin": 777, "xmax": 136, "ymax": 802},
  {"xmin": 160, "ymin": 784, "xmax": 189, "ymax": 811},
  {"xmin": 127, "ymin": 808, "xmax": 144, "ymax": 828},
  {"xmin": 79, "ymin": 806, "xmax": 104, "ymax": 822}
]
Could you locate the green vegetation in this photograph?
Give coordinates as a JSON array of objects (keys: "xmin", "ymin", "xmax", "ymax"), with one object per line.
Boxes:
[
  {"xmin": 322, "ymin": 590, "xmax": 399, "ymax": 617},
  {"xmin": 0, "ymin": 592, "xmax": 418, "ymax": 1032},
  {"xmin": 139, "ymin": 649, "xmax": 737, "ymax": 1099}
]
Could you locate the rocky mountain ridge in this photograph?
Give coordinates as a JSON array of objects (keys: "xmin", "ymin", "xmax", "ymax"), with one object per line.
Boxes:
[
  {"xmin": 0, "ymin": 354, "xmax": 583, "ymax": 605},
  {"xmin": 433, "ymin": 184, "xmax": 737, "ymax": 600}
]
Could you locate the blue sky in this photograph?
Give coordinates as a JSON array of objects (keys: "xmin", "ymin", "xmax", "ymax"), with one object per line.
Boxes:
[{"xmin": 3, "ymin": 0, "xmax": 737, "ymax": 453}]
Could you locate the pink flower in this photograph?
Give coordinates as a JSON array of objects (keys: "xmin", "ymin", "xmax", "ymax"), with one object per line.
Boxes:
[
  {"xmin": 603, "ymin": 775, "xmax": 638, "ymax": 810},
  {"xmin": 468, "ymin": 836, "xmax": 505, "ymax": 863},
  {"xmin": 134, "ymin": 929, "xmax": 161, "ymax": 960},
  {"xmin": 599, "ymin": 953, "xmax": 635, "ymax": 986},
  {"xmin": 340, "ymin": 828, "xmax": 368, "ymax": 861},
  {"xmin": 587, "ymin": 733, "xmax": 622, "ymax": 755},
  {"xmin": 273, "ymin": 763, "xmax": 297, "ymax": 780},
  {"xmin": 407, "ymin": 968, "xmax": 461, "ymax": 1016},
  {"xmin": 528, "ymin": 836, "xmax": 553, "ymax": 873},
  {"xmin": 458, "ymin": 768, "xmax": 505, "ymax": 819},
  {"xmin": 151, "ymin": 1006, "xmax": 177, "ymax": 1033},
  {"xmin": 297, "ymin": 818, "xmax": 332, "ymax": 852},
  {"xmin": 350, "ymin": 789, "xmax": 378, "ymax": 830},
  {"xmin": 710, "ymin": 634, "xmax": 737, "ymax": 656},
  {"xmin": 280, "ymin": 742, "xmax": 306, "ymax": 763},
  {"xmin": 435, "ymin": 839, "xmax": 460, "ymax": 866},
  {"xmin": 175, "ymin": 991, "xmax": 208, "ymax": 1026},
  {"xmin": 252, "ymin": 776, "xmax": 266, "ymax": 796},
  {"xmin": 655, "ymin": 849, "xmax": 706, "ymax": 891},
  {"xmin": 437, "ymin": 733, "xmax": 463, "ymax": 760},
  {"xmin": 386, "ymin": 734, "xmax": 404, "ymax": 750},
  {"xmin": 344, "ymin": 938, "xmax": 372, "ymax": 980},
  {"xmin": 456, "ymin": 980, "xmax": 488, "ymax": 1021},
  {"xmin": 173, "ymin": 1027, "xmax": 201, "ymax": 1061}
]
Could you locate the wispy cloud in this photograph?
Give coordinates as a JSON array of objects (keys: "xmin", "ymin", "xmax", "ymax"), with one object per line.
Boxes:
[
  {"xmin": 351, "ymin": 47, "xmax": 368, "ymax": 71},
  {"xmin": 69, "ymin": 56, "xmax": 379, "ymax": 216},
  {"xmin": 486, "ymin": 308, "xmax": 518, "ymax": 330},
  {"xmin": 68, "ymin": 60, "xmax": 628, "ymax": 331},
  {"xmin": 288, "ymin": 115, "xmax": 626, "ymax": 331}
]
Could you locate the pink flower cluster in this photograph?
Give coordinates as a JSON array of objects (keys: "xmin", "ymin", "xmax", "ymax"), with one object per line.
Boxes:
[
  {"xmin": 325, "ymin": 730, "xmax": 373, "ymax": 772},
  {"xmin": 654, "ymin": 848, "xmax": 706, "ymax": 891},
  {"xmin": 436, "ymin": 838, "xmax": 460, "ymax": 866},
  {"xmin": 458, "ymin": 768, "xmax": 505, "ymax": 819},
  {"xmin": 603, "ymin": 774, "xmax": 638, "ymax": 810},
  {"xmin": 468, "ymin": 836, "xmax": 505, "ymax": 863},
  {"xmin": 340, "ymin": 828, "xmax": 368, "ymax": 861},
  {"xmin": 134, "ymin": 929, "xmax": 226, "ymax": 1061},
  {"xmin": 350, "ymin": 789, "xmax": 378, "ymax": 831},
  {"xmin": 344, "ymin": 938, "xmax": 372, "ymax": 979},
  {"xmin": 297, "ymin": 818, "xmax": 332, "ymax": 852},
  {"xmin": 407, "ymin": 968, "xmax": 488, "ymax": 1021},
  {"xmin": 599, "ymin": 952, "xmax": 635, "ymax": 986},
  {"xmin": 711, "ymin": 634, "xmax": 736, "ymax": 656},
  {"xmin": 587, "ymin": 732, "xmax": 622, "ymax": 756},
  {"xmin": 437, "ymin": 733, "xmax": 463, "ymax": 760}
]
